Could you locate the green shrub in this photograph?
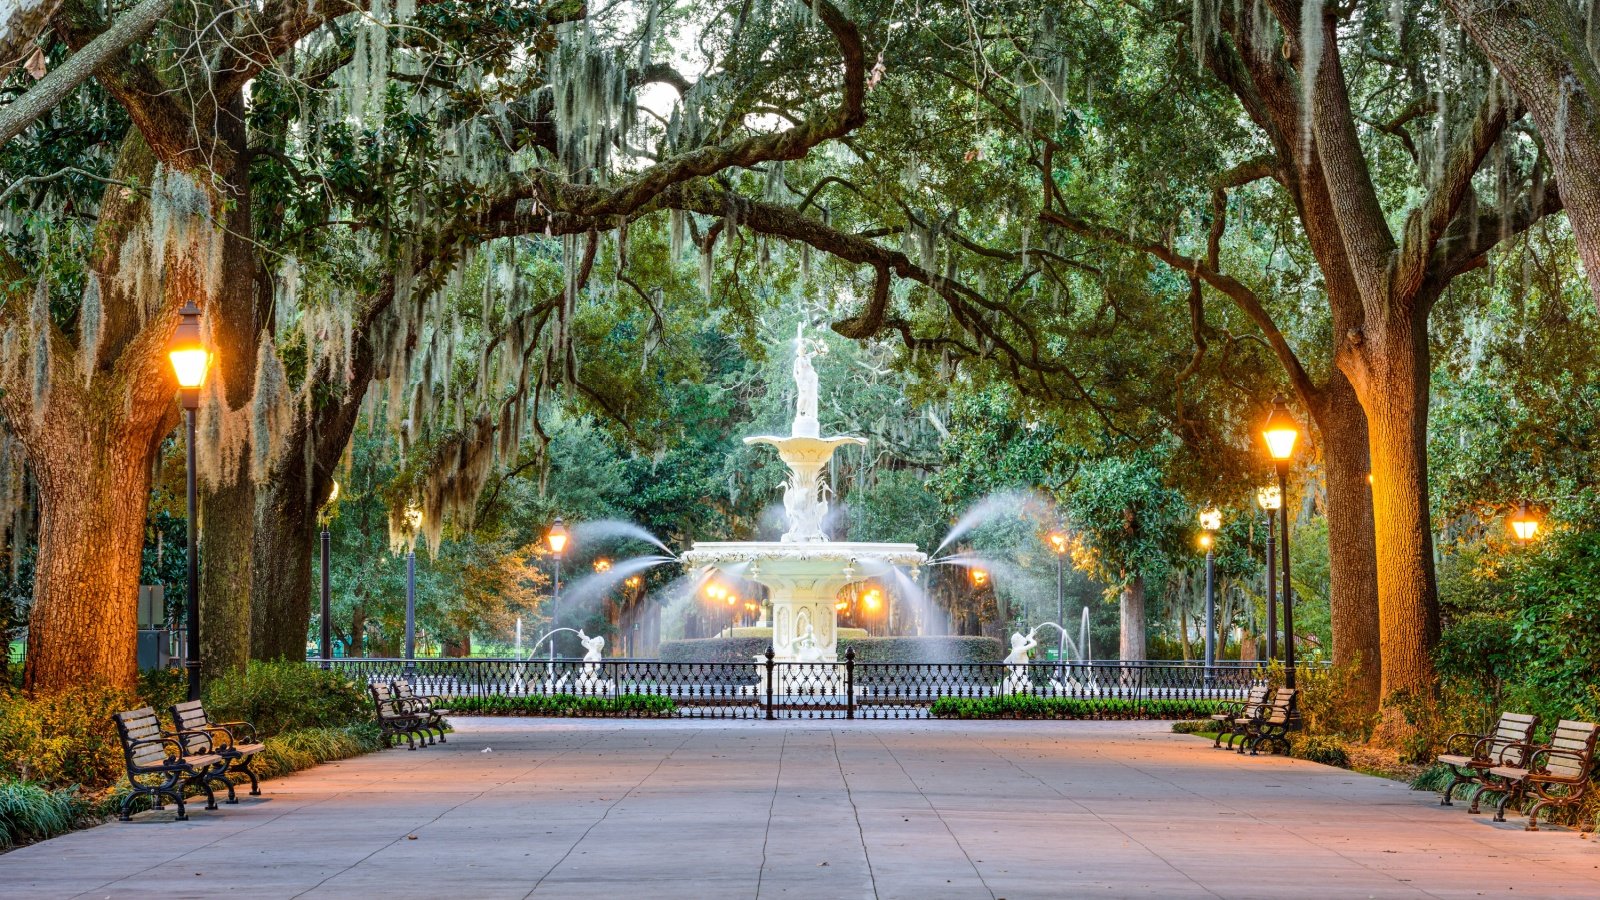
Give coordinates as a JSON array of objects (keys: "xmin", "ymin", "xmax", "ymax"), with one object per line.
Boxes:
[
  {"xmin": 446, "ymin": 693, "xmax": 675, "ymax": 717},
  {"xmin": 838, "ymin": 636, "xmax": 1005, "ymax": 665},
  {"xmin": 1170, "ymin": 719, "xmax": 1214, "ymax": 734},
  {"xmin": 1296, "ymin": 657, "xmax": 1378, "ymax": 742},
  {"xmin": 929, "ymin": 695, "xmax": 1224, "ymax": 720},
  {"xmin": 0, "ymin": 685, "xmax": 149, "ymax": 788},
  {"xmin": 0, "ymin": 779, "xmax": 89, "ymax": 848},
  {"xmin": 203, "ymin": 660, "xmax": 370, "ymax": 736},
  {"xmin": 1292, "ymin": 735, "xmax": 1350, "ymax": 768},
  {"xmin": 659, "ymin": 637, "xmax": 771, "ymax": 665}
]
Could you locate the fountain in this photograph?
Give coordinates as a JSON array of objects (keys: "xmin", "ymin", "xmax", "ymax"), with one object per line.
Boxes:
[{"xmin": 679, "ymin": 323, "xmax": 926, "ymax": 663}]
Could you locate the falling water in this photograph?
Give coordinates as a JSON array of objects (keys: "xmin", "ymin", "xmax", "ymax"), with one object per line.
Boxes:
[
  {"xmin": 571, "ymin": 518, "xmax": 674, "ymax": 555},
  {"xmin": 931, "ymin": 489, "xmax": 1054, "ymax": 557},
  {"xmin": 554, "ymin": 554, "xmax": 676, "ymax": 611}
]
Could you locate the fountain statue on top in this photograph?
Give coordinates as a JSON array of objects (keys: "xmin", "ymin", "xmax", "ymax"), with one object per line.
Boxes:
[
  {"xmin": 680, "ymin": 321, "xmax": 925, "ymax": 665},
  {"xmin": 747, "ymin": 323, "xmax": 866, "ymax": 543}
]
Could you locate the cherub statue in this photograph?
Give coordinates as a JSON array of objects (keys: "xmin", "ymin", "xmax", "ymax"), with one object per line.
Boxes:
[
  {"xmin": 1002, "ymin": 629, "xmax": 1039, "ymax": 694},
  {"xmin": 578, "ymin": 630, "xmax": 606, "ymax": 664}
]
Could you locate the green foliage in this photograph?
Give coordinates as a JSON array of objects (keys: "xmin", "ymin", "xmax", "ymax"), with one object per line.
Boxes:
[
  {"xmin": 1291, "ymin": 735, "xmax": 1351, "ymax": 768},
  {"xmin": 1064, "ymin": 448, "xmax": 1188, "ymax": 594},
  {"xmin": 0, "ymin": 685, "xmax": 156, "ymax": 789},
  {"xmin": 839, "ymin": 636, "xmax": 1004, "ymax": 664},
  {"xmin": 203, "ymin": 661, "xmax": 371, "ymax": 737},
  {"xmin": 1169, "ymin": 719, "xmax": 1214, "ymax": 735},
  {"xmin": 0, "ymin": 779, "xmax": 89, "ymax": 849},
  {"xmin": 929, "ymin": 695, "xmax": 1223, "ymax": 720},
  {"xmin": 444, "ymin": 694, "xmax": 674, "ymax": 716},
  {"xmin": 1296, "ymin": 659, "xmax": 1378, "ymax": 742},
  {"xmin": 659, "ymin": 637, "xmax": 771, "ymax": 664}
]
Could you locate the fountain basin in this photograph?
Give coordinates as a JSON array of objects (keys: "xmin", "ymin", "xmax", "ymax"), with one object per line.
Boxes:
[{"xmin": 681, "ymin": 541, "xmax": 926, "ymax": 663}]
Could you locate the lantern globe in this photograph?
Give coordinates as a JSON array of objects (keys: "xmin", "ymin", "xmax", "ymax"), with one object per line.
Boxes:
[
  {"xmin": 1262, "ymin": 396, "xmax": 1300, "ymax": 461},
  {"xmin": 546, "ymin": 517, "xmax": 569, "ymax": 555}
]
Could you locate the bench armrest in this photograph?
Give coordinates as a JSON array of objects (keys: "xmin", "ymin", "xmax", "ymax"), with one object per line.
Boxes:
[
  {"xmin": 1529, "ymin": 747, "xmax": 1596, "ymax": 780},
  {"xmin": 164, "ymin": 728, "xmax": 218, "ymax": 756},
  {"xmin": 1442, "ymin": 731, "xmax": 1484, "ymax": 758},
  {"xmin": 217, "ymin": 720, "xmax": 259, "ymax": 743}
]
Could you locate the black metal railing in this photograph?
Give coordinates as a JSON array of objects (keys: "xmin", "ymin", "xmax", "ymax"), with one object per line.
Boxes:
[{"xmin": 323, "ymin": 656, "xmax": 1282, "ymax": 720}]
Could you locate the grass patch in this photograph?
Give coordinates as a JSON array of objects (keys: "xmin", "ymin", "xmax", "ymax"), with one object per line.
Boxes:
[
  {"xmin": 0, "ymin": 779, "xmax": 89, "ymax": 849},
  {"xmin": 445, "ymin": 693, "xmax": 676, "ymax": 717},
  {"xmin": 929, "ymin": 696, "xmax": 1225, "ymax": 720}
]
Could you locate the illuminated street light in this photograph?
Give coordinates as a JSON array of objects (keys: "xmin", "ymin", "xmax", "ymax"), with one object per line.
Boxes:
[
  {"xmin": 1256, "ymin": 486, "xmax": 1282, "ymax": 660},
  {"xmin": 594, "ymin": 558, "xmax": 612, "ymax": 573},
  {"xmin": 968, "ymin": 567, "xmax": 989, "ymax": 588},
  {"xmin": 403, "ymin": 503, "xmax": 423, "ymax": 672},
  {"xmin": 168, "ymin": 301, "xmax": 209, "ymax": 702},
  {"xmin": 1198, "ymin": 508, "xmax": 1221, "ymax": 681},
  {"xmin": 1509, "ymin": 502, "xmax": 1541, "ymax": 542},
  {"xmin": 1261, "ymin": 395, "xmax": 1302, "ymax": 687}
]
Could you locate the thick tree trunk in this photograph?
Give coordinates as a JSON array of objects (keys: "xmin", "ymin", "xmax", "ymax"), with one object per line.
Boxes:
[
  {"xmin": 1447, "ymin": 0, "xmax": 1600, "ymax": 310},
  {"xmin": 1346, "ymin": 320, "xmax": 1440, "ymax": 702},
  {"xmin": 1312, "ymin": 372, "xmax": 1383, "ymax": 712},
  {"xmin": 198, "ymin": 95, "xmax": 259, "ymax": 680},
  {"xmin": 23, "ymin": 438, "xmax": 153, "ymax": 693},
  {"xmin": 249, "ymin": 453, "xmax": 312, "ymax": 660},
  {"xmin": 1118, "ymin": 574, "xmax": 1145, "ymax": 661}
]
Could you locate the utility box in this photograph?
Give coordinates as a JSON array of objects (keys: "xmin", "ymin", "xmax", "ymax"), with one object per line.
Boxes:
[{"xmin": 137, "ymin": 629, "xmax": 171, "ymax": 671}]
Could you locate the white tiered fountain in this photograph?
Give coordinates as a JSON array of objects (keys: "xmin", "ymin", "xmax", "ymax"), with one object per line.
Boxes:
[{"xmin": 680, "ymin": 324, "xmax": 925, "ymax": 664}]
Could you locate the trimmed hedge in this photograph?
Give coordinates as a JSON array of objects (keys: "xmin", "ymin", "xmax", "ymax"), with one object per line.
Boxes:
[
  {"xmin": 840, "ymin": 635, "xmax": 1004, "ymax": 665},
  {"xmin": 659, "ymin": 635, "xmax": 1005, "ymax": 666},
  {"xmin": 659, "ymin": 637, "xmax": 770, "ymax": 664},
  {"xmin": 929, "ymin": 696, "xmax": 1226, "ymax": 720},
  {"xmin": 446, "ymin": 694, "xmax": 676, "ymax": 717}
]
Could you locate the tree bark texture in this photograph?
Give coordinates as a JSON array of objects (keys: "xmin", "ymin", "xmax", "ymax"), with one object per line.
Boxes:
[
  {"xmin": 1118, "ymin": 574, "xmax": 1145, "ymax": 661},
  {"xmin": 1447, "ymin": 0, "xmax": 1600, "ymax": 311},
  {"xmin": 199, "ymin": 92, "xmax": 259, "ymax": 679},
  {"xmin": 1310, "ymin": 372, "xmax": 1382, "ymax": 711}
]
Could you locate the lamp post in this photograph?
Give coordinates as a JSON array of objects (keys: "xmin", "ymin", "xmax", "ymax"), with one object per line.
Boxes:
[
  {"xmin": 1255, "ymin": 485, "xmax": 1282, "ymax": 662},
  {"xmin": 168, "ymin": 301, "xmax": 209, "ymax": 702},
  {"xmin": 318, "ymin": 480, "xmax": 339, "ymax": 669},
  {"xmin": 1509, "ymin": 501, "xmax": 1541, "ymax": 543},
  {"xmin": 403, "ymin": 503, "xmax": 422, "ymax": 674},
  {"xmin": 1262, "ymin": 396, "xmax": 1301, "ymax": 687},
  {"xmin": 1198, "ymin": 508, "xmax": 1221, "ymax": 681},
  {"xmin": 1047, "ymin": 530, "xmax": 1068, "ymax": 665},
  {"xmin": 546, "ymin": 516, "xmax": 568, "ymax": 640}
]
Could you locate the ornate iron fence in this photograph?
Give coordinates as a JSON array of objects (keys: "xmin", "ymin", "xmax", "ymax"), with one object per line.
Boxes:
[{"xmin": 325, "ymin": 654, "xmax": 1279, "ymax": 720}]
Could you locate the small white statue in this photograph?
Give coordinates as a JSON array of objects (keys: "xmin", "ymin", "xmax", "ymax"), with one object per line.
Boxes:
[
  {"xmin": 792, "ymin": 322, "xmax": 826, "ymax": 438},
  {"xmin": 788, "ymin": 623, "xmax": 826, "ymax": 663},
  {"xmin": 578, "ymin": 630, "xmax": 606, "ymax": 664},
  {"xmin": 1003, "ymin": 629, "xmax": 1038, "ymax": 694}
]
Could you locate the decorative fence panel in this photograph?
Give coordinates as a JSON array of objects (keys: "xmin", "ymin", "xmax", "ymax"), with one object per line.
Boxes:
[{"xmin": 326, "ymin": 657, "xmax": 1275, "ymax": 721}]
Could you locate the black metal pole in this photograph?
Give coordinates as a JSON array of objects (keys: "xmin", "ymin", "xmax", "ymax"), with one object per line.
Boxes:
[
  {"xmin": 1277, "ymin": 464, "xmax": 1297, "ymax": 688},
  {"xmin": 184, "ymin": 406, "xmax": 200, "ymax": 702},
  {"xmin": 1203, "ymin": 545, "xmax": 1216, "ymax": 683},
  {"xmin": 319, "ymin": 526, "xmax": 332, "ymax": 668},
  {"xmin": 1264, "ymin": 508, "xmax": 1277, "ymax": 662},
  {"xmin": 404, "ymin": 548, "xmax": 416, "ymax": 673}
]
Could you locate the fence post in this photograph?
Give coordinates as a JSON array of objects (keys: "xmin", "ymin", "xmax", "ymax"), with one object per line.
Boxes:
[
  {"xmin": 845, "ymin": 647, "xmax": 855, "ymax": 720},
  {"xmin": 765, "ymin": 646, "xmax": 776, "ymax": 720}
]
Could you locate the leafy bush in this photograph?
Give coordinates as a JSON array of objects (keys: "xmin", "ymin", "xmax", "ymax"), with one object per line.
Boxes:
[
  {"xmin": 1296, "ymin": 657, "xmax": 1378, "ymax": 742},
  {"xmin": 445, "ymin": 693, "xmax": 675, "ymax": 716},
  {"xmin": 203, "ymin": 660, "xmax": 370, "ymax": 736},
  {"xmin": 929, "ymin": 695, "xmax": 1224, "ymax": 720},
  {"xmin": 0, "ymin": 685, "xmax": 151, "ymax": 788},
  {"xmin": 0, "ymin": 779, "xmax": 89, "ymax": 848},
  {"xmin": 1170, "ymin": 719, "xmax": 1214, "ymax": 734},
  {"xmin": 1292, "ymin": 735, "xmax": 1351, "ymax": 768},
  {"xmin": 839, "ymin": 636, "xmax": 1005, "ymax": 665},
  {"xmin": 659, "ymin": 637, "xmax": 771, "ymax": 664}
]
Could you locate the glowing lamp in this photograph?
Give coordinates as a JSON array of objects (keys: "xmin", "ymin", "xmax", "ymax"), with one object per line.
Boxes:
[
  {"xmin": 1198, "ymin": 532, "xmax": 1213, "ymax": 550},
  {"xmin": 625, "ymin": 575, "xmax": 642, "ymax": 589},
  {"xmin": 1261, "ymin": 395, "xmax": 1300, "ymax": 462},
  {"xmin": 1046, "ymin": 530, "xmax": 1068, "ymax": 555},
  {"xmin": 864, "ymin": 589, "xmax": 882, "ymax": 611},
  {"xmin": 1198, "ymin": 508, "xmax": 1222, "ymax": 532},
  {"xmin": 546, "ymin": 517, "xmax": 568, "ymax": 556},
  {"xmin": 168, "ymin": 301, "xmax": 208, "ymax": 408},
  {"xmin": 1255, "ymin": 486, "xmax": 1281, "ymax": 511},
  {"xmin": 1509, "ymin": 502, "xmax": 1541, "ymax": 542},
  {"xmin": 969, "ymin": 568, "xmax": 989, "ymax": 588},
  {"xmin": 593, "ymin": 558, "xmax": 612, "ymax": 573}
]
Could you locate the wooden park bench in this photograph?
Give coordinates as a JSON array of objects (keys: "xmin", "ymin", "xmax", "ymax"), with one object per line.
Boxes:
[
  {"xmin": 1489, "ymin": 719, "xmax": 1600, "ymax": 830},
  {"xmin": 392, "ymin": 678, "xmax": 450, "ymax": 745},
  {"xmin": 370, "ymin": 682, "xmax": 427, "ymax": 750},
  {"xmin": 112, "ymin": 707, "xmax": 227, "ymax": 821},
  {"xmin": 169, "ymin": 699, "xmax": 265, "ymax": 802},
  {"xmin": 1211, "ymin": 683, "xmax": 1270, "ymax": 749},
  {"xmin": 1435, "ymin": 711, "xmax": 1538, "ymax": 812},
  {"xmin": 1235, "ymin": 687, "xmax": 1298, "ymax": 756}
]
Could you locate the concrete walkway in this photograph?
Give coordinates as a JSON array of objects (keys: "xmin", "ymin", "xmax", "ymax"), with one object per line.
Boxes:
[{"xmin": 3, "ymin": 719, "xmax": 1599, "ymax": 899}]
